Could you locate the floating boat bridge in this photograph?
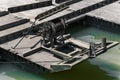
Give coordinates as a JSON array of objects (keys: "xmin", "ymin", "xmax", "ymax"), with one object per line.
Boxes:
[{"xmin": 0, "ymin": 0, "xmax": 119, "ymax": 73}]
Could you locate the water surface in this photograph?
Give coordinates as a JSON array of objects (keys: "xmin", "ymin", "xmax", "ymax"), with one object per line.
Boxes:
[{"xmin": 0, "ymin": 24, "xmax": 120, "ymax": 80}]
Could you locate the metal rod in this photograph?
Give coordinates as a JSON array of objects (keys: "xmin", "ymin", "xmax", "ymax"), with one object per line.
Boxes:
[
  {"xmin": 12, "ymin": 36, "xmax": 25, "ymax": 49},
  {"xmin": 31, "ymin": 39, "xmax": 42, "ymax": 49},
  {"xmin": 12, "ymin": 20, "xmax": 37, "ymax": 49}
]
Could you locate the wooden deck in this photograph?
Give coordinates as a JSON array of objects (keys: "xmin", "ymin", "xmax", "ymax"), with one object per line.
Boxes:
[{"xmin": 87, "ymin": 1, "xmax": 120, "ymax": 25}]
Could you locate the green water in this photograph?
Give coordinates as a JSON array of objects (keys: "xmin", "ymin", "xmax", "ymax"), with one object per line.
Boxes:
[{"xmin": 0, "ymin": 24, "xmax": 120, "ymax": 80}]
